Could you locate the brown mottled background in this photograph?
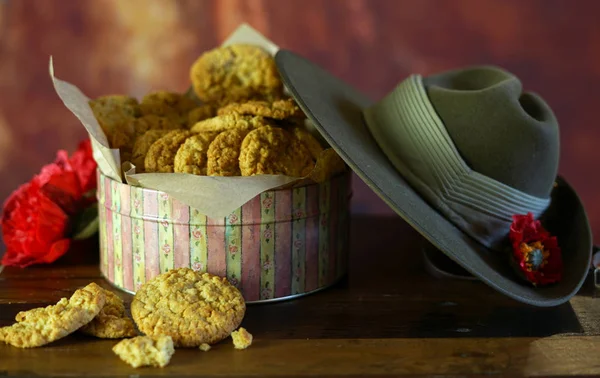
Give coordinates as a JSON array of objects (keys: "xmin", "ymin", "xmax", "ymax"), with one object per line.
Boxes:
[{"xmin": 0, "ymin": 0, "xmax": 599, "ymax": 254}]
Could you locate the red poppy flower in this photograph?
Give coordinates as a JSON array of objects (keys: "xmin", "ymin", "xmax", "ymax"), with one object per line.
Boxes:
[
  {"xmin": 1, "ymin": 139, "xmax": 98, "ymax": 268},
  {"xmin": 509, "ymin": 213, "xmax": 562, "ymax": 286}
]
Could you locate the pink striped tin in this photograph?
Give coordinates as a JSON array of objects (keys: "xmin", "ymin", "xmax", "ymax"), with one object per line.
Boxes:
[{"xmin": 97, "ymin": 169, "xmax": 352, "ymax": 303}]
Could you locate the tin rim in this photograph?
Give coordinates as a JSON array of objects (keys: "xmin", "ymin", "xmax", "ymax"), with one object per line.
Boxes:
[{"xmin": 100, "ymin": 269, "xmax": 346, "ymax": 304}]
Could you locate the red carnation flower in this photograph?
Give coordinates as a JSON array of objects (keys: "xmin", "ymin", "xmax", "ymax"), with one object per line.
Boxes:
[
  {"xmin": 509, "ymin": 213, "xmax": 562, "ymax": 286},
  {"xmin": 1, "ymin": 139, "xmax": 98, "ymax": 268}
]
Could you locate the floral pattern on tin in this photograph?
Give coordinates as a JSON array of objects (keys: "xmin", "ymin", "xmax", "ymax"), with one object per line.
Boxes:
[
  {"xmin": 262, "ymin": 258, "xmax": 272, "ymax": 272},
  {"xmin": 228, "ymin": 213, "xmax": 239, "ymax": 225},
  {"xmin": 228, "ymin": 243, "xmax": 238, "ymax": 258},
  {"xmin": 162, "ymin": 243, "xmax": 171, "ymax": 256},
  {"xmin": 261, "ymin": 284, "xmax": 273, "ymax": 299},
  {"xmin": 192, "ymin": 259, "xmax": 203, "ymax": 272},
  {"xmin": 160, "ymin": 193, "xmax": 169, "ymax": 202},
  {"xmin": 263, "ymin": 225, "xmax": 273, "ymax": 242},
  {"xmin": 262, "ymin": 194, "xmax": 273, "ymax": 214},
  {"xmin": 229, "ymin": 275, "xmax": 239, "ymax": 288},
  {"xmin": 161, "ymin": 217, "xmax": 169, "ymax": 230}
]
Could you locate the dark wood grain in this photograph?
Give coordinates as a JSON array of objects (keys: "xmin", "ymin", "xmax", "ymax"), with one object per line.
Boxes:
[
  {"xmin": 0, "ymin": 0, "xmax": 599, "ymax": 250},
  {"xmin": 1, "ymin": 217, "xmax": 600, "ymax": 377}
]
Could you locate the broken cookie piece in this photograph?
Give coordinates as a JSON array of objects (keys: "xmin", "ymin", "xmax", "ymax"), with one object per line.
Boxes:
[{"xmin": 113, "ymin": 335, "xmax": 175, "ymax": 368}]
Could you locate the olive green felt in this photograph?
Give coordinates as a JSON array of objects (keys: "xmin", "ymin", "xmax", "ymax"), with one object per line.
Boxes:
[
  {"xmin": 275, "ymin": 50, "xmax": 592, "ymax": 307},
  {"xmin": 423, "ymin": 66, "xmax": 559, "ymax": 198}
]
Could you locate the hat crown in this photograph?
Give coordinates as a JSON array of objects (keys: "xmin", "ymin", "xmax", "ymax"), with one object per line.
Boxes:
[{"xmin": 423, "ymin": 66, "xmax": 559, "ymax": 198}]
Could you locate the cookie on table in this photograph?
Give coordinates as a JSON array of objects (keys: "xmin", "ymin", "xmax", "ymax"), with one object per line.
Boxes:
[
  {"xmin": 239, "ymin": 125, "xmax": 315, "ymax": 177},
  {"xmin": 113, "ymin": 335, "xmax": 174, "ymax": 368},
  {"xmin": 79, "ymin": 287, "xmax": 137, "ymax": 339},
  {"xmin": 231, "ymin": 327, "xmax": 253, "ymax": 350},
  {"xmin": 131, "ymin": 268, "xmax": 246, "ymax": 347},
  {"xmin": 140, "ymin": 91, "xmax": 198, "ymax": 126},
  {"xmin": 217, "ymin": 98, "xmax": 304, "ymax": 120},
  {"xmin": 0, "ymin": 282, "xmax": 106, "ymax": 348},
  {"xmin": 144, "ymin": 130, "xmax": 193, "ymax": 173},
  {"xmin": 190, "ymin": 113, "xmax": 270, "ymax": 134},
  {"xmin": 130, "ymin": 129, "xmax": 171, "ymax": 172},
  {"xmin": 187, "ymin": 105, "xmax": 216, "ymax": 127},
  {"xmin": 173, "ymin": 132, "xmax": 219, "ymax": 175},
  {"xmin": 206, "ymin": 129, "xmax": 249, "ymax": 176},
  {"xmin": 89, "ymin": 95, "xmax": 140, "ymax": 142},
  {"xmin": 190, "ymin": 44, "xmax": 283, "ymax": 105},
  {"xmin": 111, "ymin": 115, "xmax": 181, "ymax": 163}
]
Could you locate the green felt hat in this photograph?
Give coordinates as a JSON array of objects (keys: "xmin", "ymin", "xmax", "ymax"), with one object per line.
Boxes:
[{"xmin": 275, "ymin": 50, "xmax": 592, "ymax": 307}]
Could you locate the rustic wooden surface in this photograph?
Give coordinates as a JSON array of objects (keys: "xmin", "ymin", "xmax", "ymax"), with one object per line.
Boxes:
[
  {"xmin": 1, "ymin": 216, "xmax": 600, "ymax": 377},
  {"xmin": 0, "ymin": 0, "xmax": 600, "ymax": 254}
]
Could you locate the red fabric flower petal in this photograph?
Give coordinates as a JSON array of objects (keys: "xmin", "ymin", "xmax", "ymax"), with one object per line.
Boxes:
[
  {"xmin": 69, "ymin": 139, "xmax": 97, "ymax": 194},
  {"xmin": 509, "ymin": 213, "xmax": 563, "ymax": 286}
]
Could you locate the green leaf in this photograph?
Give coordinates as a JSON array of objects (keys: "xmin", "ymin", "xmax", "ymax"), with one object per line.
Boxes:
[{"xmin": 72, "ymin": 204, "xmax": 99, "ymax": 240}]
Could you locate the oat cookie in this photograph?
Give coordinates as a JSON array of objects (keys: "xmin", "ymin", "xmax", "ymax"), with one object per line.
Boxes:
[
  {"xmin": 140, "ymin": 91, "xmax": 197, "ymax": 125},
  {"xmin": 190, "ymin": 113, "xmax": 269, "ymax": 134},
  {"xmin": 187, "ymin": 105, "xmax": 215, "ymax": 127},
  {"xmin": 291, "ymin": 126, "xmax": 324, "ymax": 160},
  {"xmin": 89, "ymin": 95, "xmax": 140, "ymax": 142},
  {"xmin": 206, "ymin": 129, "xmax": 249, "ymax": 176},
  {"xmin": 113, "ymin": 335, "xmax": 174, "ymax": 368},
  {"xmin": 174, "ymin": 132, "xmax": 219, "ymax": 175},
  {"xmin": 190, "ymin": 44, "xmax": 283, "ymax": 105},
  {"xmin": 130, "ymin": 130, "xmax": 171, "ymax": 172},
  {"xmin": 0, "ymin": 282, "xmax": 106, "ymax": 348},
  {"xmin": 144, "ymin": 130, "xmax": 193, "ymax": 173},
  {"xmin": 231, "ymin": 327, "xmax": 253, "ymax": 350},
  {"xmin": 239, "ymin": 126, "xmax": 315, "ymax": 177},
  {"xmin": 79, "ymin": 287, "xmax": 137, "ymax": 339},
  {"xmin": 217, "ymin": 98, "xmax": 304, "ymax": 120},
  {"xmin": 131, "ymin": 268, "xmax": 246, "ymax": 347},
  {"xmin": 111, "ymin": 115, "xmax": 181, "ymax": 163},
  {"xmin": 309, "ymin": 148, "xmax": 347, "ymax": 183}
]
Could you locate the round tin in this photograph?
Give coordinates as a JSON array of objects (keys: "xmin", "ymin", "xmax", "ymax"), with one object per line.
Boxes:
[{"xmin": 97, "ymin": 169, "xmax": 352, "ymax": 303}]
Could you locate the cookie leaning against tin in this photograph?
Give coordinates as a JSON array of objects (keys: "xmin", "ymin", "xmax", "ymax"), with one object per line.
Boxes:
[
  {"xmin": 0, "ymin": 282, "xmax": 106, "ymax": 348},
  {"xmin": 131, "ymin": 268, "xmax": 246, "ymax": 347},
  {"xmin": 144, "ymin": 130, "xmax": 193, "ymax": 173},
  {"xmin": 190, "ymin": 44, "xmax": 283, "ymax": 105}
]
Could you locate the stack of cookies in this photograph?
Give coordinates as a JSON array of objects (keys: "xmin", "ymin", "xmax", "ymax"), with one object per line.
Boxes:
[{"xmin": 89, "ymin": 44, "xmax": 345, "ymax": 181}]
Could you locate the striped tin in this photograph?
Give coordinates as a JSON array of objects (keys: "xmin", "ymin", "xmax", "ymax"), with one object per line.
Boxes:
[{"xmin": 97, "ymin": 169, "xmax": 352, "ymax": 303}]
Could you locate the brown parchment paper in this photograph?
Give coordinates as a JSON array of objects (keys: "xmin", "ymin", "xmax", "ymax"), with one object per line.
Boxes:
[{"xmin": 49, "ymin": 24, "xmax": 313, "ymax": 219}]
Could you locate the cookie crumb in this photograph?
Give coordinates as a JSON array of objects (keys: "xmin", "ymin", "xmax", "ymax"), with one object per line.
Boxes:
[
  {"xmin": 231, "ymin": 327, "xmax": 253, "ymax": 350},
  {"xmin": 112, "ymin": 335, "xmax": 174, "ymax": 368},
  {"xmin": 199, "ymin": 343, "xmax": 211, "ymax": 352}
]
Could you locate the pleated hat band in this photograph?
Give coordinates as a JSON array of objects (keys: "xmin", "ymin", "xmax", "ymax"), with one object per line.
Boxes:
[{"xmin": 363, "ymin": 75, "xmax": 550, "ymax": 251}]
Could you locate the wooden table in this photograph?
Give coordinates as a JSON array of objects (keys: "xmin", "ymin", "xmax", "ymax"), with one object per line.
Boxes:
[{"xmin": 1, "ymin": 216, "xmax": 600, "ymax": 377}]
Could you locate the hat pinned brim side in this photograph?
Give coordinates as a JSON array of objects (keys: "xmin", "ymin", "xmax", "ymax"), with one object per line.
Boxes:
[{"xmin": 275, "ymin": 49, "xmax": 592, "ymax": 307}]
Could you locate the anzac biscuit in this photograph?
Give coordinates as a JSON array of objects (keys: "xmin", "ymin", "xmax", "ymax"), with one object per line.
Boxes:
[
  {"xmin": 113, "ymin": 335, "xmax": 175, "ymax": 368},
  {"xmin": 291, "ymin": 126, "xmax": 324, "ymax": 160},
  {"xmin": 190, "ymin": 113, "xmax": 269, "ymax": 134},
  {"xmin": 0, "ymin": 283, "xmax": 106, "ymax": 348},
  {"xmin": 206, "ymin": 129, "xmax": 249, "ymax": 176},
  {"xmin": 131, "ymin": 268, "xmax": 245, "ymax": 347},
  {"xmin": 217, "ymin": 98, "xmax": 304, "ymax": 120},
  {"xmin": 174, "ymin": 132, "xmax": 219, "ymax": 175},
  {"xmin": 79, "ymin": 287, "xmax": 137, "ymax": 339},
  {"xmin": 144, "ymin": 130, "xmax": 193, "ymax": 173},
  {"xmin": 239, "ymin": 126, "xmax": 314, "ymax": 177},
  {"xmin": 309, "ymin": 148, "xmax": 347, "ymax": 183},
  {"xmin": 190, "ymin": 44, "xmax": 283, "ymax": 105},
  {"xmin": 187, "ymin": 105, "xmax": 215, "ymax": 127},
  {"xmin": 89, "ymin": 95, "xmax": 140, "ymax": 142},
  {"xmin": 111, "ymin": 115, "xmax": 181, "ymax": 163},
  {"xmin": 140, "ymin": 91, "xmax": 197, "ymax": 126},
  {"xmin": 131, "ymin": 130, "xmax": 171, "ymax": 172},
  {"xmin": 231, "ymin": 327, "xmax": 253, "ymax": 350}
]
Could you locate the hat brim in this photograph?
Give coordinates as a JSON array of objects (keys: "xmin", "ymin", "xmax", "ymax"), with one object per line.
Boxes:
[{"xmin": 276, "ymin": 50, "xmax": 592, "ymax": 307}]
